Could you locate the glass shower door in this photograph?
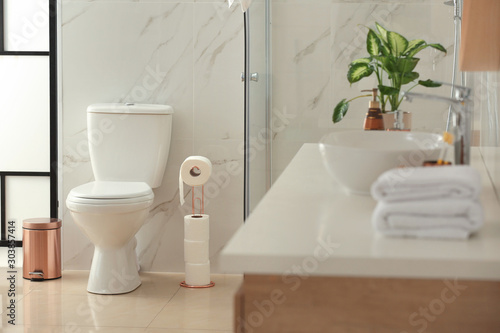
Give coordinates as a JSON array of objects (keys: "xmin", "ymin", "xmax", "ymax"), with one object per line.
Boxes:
[{"xmin": 244, "ymin": 1, "xmax": 271, "ymax": 218}]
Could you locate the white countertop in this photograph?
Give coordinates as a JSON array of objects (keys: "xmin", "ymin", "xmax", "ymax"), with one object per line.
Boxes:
[{"xmin": 219, "ymin": 144, "xmax": 500, "ymax": 280}]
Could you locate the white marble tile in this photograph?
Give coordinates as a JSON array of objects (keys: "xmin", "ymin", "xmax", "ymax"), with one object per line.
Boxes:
[
  {"xmin": 150, "ymin": 4, "xmax": 195, "ymax": 141},
  {"xmin": 135, "ymin": 139, "xmax": 193, "ymax": 272},
  {"xmin": 193, "ymin": 3, "xmax": 244, "ymax": 141}
]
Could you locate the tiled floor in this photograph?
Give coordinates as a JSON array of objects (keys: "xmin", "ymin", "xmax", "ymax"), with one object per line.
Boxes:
[{"xmin": 0, "ymin": 268, "xmax": 242, "ymax": 332}]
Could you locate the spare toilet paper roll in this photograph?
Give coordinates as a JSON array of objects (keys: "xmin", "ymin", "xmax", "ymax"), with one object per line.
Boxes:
[
  {"xmin": 184, "ymin": 239, "xmax": 209, "ymax": 263},
  {"xmin": 185, "ymin": 261, "xmax": 211, "ymax": 286},
  {"xmin": 184, "ymin": 214, "xmax": 209, "ymax": 241},
  {"xmin": 179, "ymin": 156, "xmax": 212, "ymax": 205}
]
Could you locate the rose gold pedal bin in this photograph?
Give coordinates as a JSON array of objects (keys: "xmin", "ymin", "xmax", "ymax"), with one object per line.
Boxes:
[{"xmin": 23, "ymin": 218, "xmax": 62, "ymax": 281}]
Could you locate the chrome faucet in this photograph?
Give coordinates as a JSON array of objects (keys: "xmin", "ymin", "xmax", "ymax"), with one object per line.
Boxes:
[{"xmin": 402, "ymin": 82, "xmax": 473, "ymax": 165}]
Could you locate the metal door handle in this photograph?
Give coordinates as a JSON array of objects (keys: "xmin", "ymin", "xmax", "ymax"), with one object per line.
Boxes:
[{"xmin": 241, "ymin": 72, "xmax": 259, "ymax": 82}]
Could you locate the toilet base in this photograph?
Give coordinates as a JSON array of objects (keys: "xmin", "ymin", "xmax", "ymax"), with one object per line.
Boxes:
[{"xmin": 87, "ymin": 241, "xmax": 141, "ymax": 294}]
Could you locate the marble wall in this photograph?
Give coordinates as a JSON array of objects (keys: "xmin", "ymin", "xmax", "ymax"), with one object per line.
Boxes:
[
  {"xmin": 61, "ymin": 0, "xmax": 245, "ymax": 272},
  {"xmin": 60, "ymin": 0, "xmax": 473, "ymax": 273},
  {"xmin": 271, "ymin": 1, "xmax": 456, "ymax": 179}
]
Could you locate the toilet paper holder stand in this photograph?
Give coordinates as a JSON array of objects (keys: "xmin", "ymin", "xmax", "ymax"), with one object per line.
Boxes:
[
  {"xmin": 191, "ymin": 184, "xmax": 205, "ymax": 217},
  {"xmin": 180, "ymin": 280, "xmax": 215, "ymax": 288},
  {"xmin": 181, "ymin": 182, "xmax": 215, "ymax": 289}
]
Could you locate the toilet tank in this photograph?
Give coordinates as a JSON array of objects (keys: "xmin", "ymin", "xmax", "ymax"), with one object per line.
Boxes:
[{"xmin": 87, "ymin": 103, "xmax": 174, "ymax": 188}]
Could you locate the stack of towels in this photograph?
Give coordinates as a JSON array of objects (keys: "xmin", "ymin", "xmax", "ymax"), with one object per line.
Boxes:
[{"xmin": 371, "ymin": 165, "xmax": 484, "ymax": 240}]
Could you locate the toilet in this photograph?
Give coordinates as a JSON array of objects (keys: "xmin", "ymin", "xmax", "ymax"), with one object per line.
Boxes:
[{"xmin": 66, "ymin": 103, "xmax": 173, "ymax": 294}]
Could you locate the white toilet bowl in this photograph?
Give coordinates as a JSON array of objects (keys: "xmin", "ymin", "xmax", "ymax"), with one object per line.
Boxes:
[
  {"xmin": 66, "ymin": 181, "xmax": 154, "ymax": 294},
  {"xmin": 66, "ymin": 103, "xmax": 173, "ymax": 294}
]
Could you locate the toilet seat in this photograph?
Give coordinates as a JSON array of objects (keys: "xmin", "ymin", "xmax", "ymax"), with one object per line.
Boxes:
[
  {"xmin": 68, "ymin": 181, "xmax": 154, "ymax": 204},
  {"xmin": 66, "ymin": 181, "xmax": 154, "ymax": 214}
]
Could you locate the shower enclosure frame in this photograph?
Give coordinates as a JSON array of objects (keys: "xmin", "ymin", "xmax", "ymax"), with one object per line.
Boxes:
[{"xmin": 243, "ymin": 0, "xmax": 272, "ymax": 220}]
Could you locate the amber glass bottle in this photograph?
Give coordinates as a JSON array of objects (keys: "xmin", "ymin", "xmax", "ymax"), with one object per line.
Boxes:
[{"xmin": 362, "ymin": 88, "xmax": 384, "ymax": 130}]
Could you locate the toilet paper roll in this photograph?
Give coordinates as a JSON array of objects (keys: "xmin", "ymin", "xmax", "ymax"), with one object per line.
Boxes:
[
  {"xmin": 184, "ymin": 214, "xmax": 209, "ymax": 241},
  {"xmin": 185, "ymin": 261, "xmax": 211, "ymax": 286},
  {"xmin": 184, "ymin": 239, "xmax": 209, "ymax": 263},
  {"xmin": 179, "ymin": 156, "xmax": 212, "ymax": 205}
]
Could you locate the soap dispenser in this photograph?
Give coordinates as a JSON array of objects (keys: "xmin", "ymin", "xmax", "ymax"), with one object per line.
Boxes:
[{"xmin": 362, "ymin": 88, "xmax": 384, "ymax": 131}]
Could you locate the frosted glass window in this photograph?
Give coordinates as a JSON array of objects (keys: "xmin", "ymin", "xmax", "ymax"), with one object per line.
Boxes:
[
  {"xmin": 4, "ymin": 0, "xmax": 50, "ymax": 52},
  {"xmin": 5, "ymin": 176, "xmax": 50, "ymax": 240},
  {"xmin": 0, "ymin": 56, "xmax": 50, "ymax": 172}
]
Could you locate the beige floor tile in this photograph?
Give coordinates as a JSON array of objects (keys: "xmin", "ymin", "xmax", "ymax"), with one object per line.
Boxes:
[
  {"xmin": 19, "ymin": 270, "xmax": 88, "ymax": 297},
  {"xmin": 2, "ymin": 326, "xmax": 148, "ymax": 333},
  {"xmin": 7, "ymin": 290, "xmax": 170, "ymax": 328},
  {"xmin": 127, "ymin": 272, "xmax": 182, "ymax": 299},
  {"xmin": 145, "ymin": 329, "xmax": 232, "ymax": 333},
  {"xmin": 26, "ymin": 270, "xmax": 181, "ymax": 299},
  {"xmin": 0, "ymin": 270, "xmax": 240, "ymax": 332},
  {"xmin": 148, "ymin": 274, "xmax": 242, "ymax": 331},
  {"xmin": 0, "ymin": 325, "xmax": 27, "ymax": 333},
  {"xmin": 1, "ymin": 326, "xmax": 232, "ymax": 333},
  {"xmin": 0, "ymin": 267, "xmax": 35, "ymax": 311}
]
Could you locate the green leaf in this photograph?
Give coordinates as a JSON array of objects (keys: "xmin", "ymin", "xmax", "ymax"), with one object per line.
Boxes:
[
  {"xmin": 367, "ymin": 30, "xmax": 380, "ymax": 56},
  {"xmin": 379, "ymin": 43, "xmax": 391, "ymax": 57},
  {"xmin": 378, "ymin": 85, "xmax": 400, "ymax": 96},
  {"xmin": 406, "ymin": 43, "xmax": 446, "ymax": 58},
  {"xmin": 375, "ymin": 23, "xmax": 388, "ymax": 43},
  {"xmin": 350, "ymin": 57, "xmax": 371, "ymax": 65},
  {"xmin": 347, "ymin": 63, "xmax": 374, "ymax": 84},
  {"xmin": 389, "ymin": 72, "xmax": 419, "ymax": 85},
  {"xmin": 404, "ymin": 39, "xmax": 425, "ymax": 55},
  {"xmin": 370, "ymin": 26, "xmax": 390, "ymax": 56},
  {"xmin": 387, "ymin": 31, "xmax": 409, "ymax": 57},
  {"xmin": 428, "ymin": 43, "xmax": 447, "ymax": 54},
  {"xmin": 373, "ymin": 55, "xmax": 397, "ymax": 72},
  {"xmin": 333, "ymin": 99, "xmax": 349, "ymax": 123},
  {"xmin": 406, "ymin": 45, "xmax": 427, "ymax": 58},
  {"xmin": 418, "ymin": 79, "xmax": 442, "ymax": 88},
  {"xmin": 396, "ymin": 57, "xmax": 420, "ymax": 73},
  {"xmin": 401, "ymin": 72, "xmax": 420, "ymax": 85}
]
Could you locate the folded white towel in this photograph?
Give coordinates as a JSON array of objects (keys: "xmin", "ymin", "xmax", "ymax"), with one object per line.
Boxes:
[
  {"xmin": 371, "ymin": 165, "xmax": 481, "ymax": 203},
  {"xmin": 228, "ymin": 0, "xmax": 253, "ymax": 12},
  {"xmin": 372, "ymin": 199, "xmax": 483, "ymax": 240}
]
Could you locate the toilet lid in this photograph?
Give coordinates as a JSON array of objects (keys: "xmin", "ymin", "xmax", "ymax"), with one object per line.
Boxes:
[{"xmin": 69, "ymin": 181, "xmax": 153, "ymax": 201}]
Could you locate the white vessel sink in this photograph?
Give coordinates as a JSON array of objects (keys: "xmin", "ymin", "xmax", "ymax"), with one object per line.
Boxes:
[{"xmin": 319, "ymin": 130, "xmax": 445, "ymax": 195}]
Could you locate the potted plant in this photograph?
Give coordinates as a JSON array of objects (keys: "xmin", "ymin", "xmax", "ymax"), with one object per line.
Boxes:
[{"xmin": 333, "ymin": 22, "xmax": 447, "ymax": 127}]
